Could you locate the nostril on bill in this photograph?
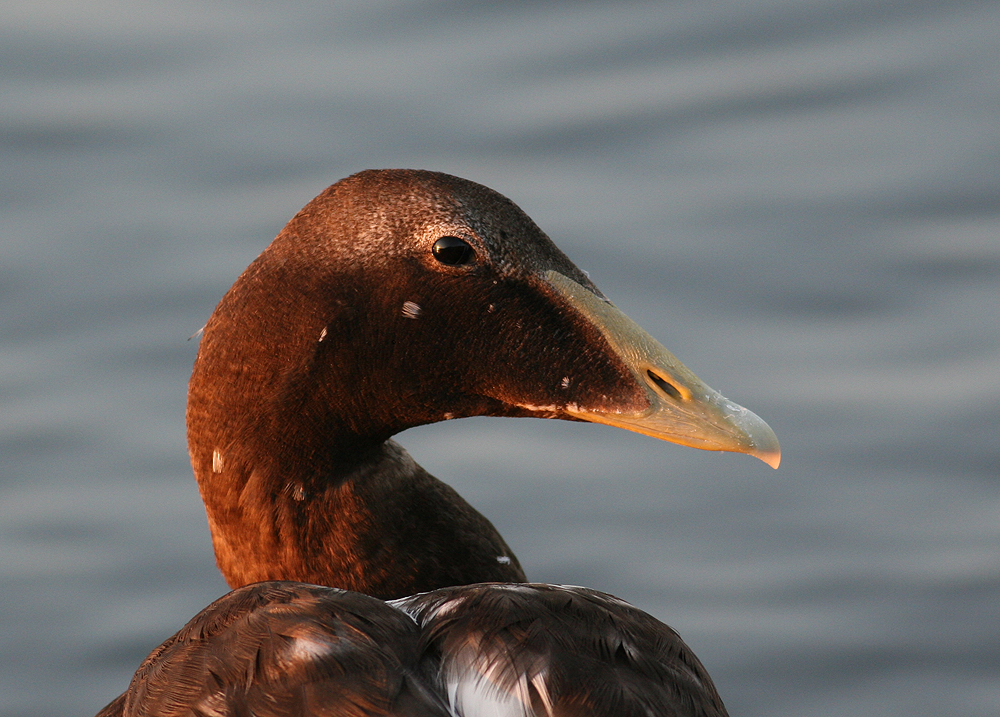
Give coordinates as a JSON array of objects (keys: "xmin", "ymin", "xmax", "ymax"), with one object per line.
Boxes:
[{"xmin": 646, "ymin": 369, "xmax": 681, "ymax": 400}]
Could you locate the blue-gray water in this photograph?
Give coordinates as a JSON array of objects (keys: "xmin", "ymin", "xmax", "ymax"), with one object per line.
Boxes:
[{"xmin": 3, "ymin": 1, "xmax": 998, "ymax": 715}]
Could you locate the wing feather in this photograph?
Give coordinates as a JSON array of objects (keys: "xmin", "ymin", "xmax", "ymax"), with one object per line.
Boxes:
[{"xmin": 397, "ymin": 584, "xmax": 728, "ymax": 717}]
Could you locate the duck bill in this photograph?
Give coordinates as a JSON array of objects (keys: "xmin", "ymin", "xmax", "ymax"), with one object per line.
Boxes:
[{"xmin": 545, "ymin": 271, "xmax": 781, "ymax": 469}]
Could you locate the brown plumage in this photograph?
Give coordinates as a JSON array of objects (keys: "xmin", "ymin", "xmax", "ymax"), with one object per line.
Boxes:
[{"xmin": 97, "ymin": 170, "xmax": 779, "ymax": 717}]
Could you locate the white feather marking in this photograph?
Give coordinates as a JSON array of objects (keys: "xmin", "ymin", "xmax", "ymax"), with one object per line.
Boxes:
[
  {"xmin": 560, "ymin": 376, "xmax": 570, "ymax": 389},
  {"xmin": 430, "ymin": 596, "xmax": 468, "ymax": 619},
  {"xmin": 445, "ymin": 650, "xmax": 537, "ymax": 717},
  {"xmin": 212, "ymin": 449, "xmax": 223, "ymax": 474},
  {"xmin": 513, "ymin": 403, "xmax": 559, "ymax": 414},
  {"xmin": 388, "ymin": 594, "xmax": 466, "ymax": 622},
  {"xmin": 385, "ymin": 598, "xmax": 421, "ymax": 623},
  {"xmin": 440, "ymin": 622, "xmax": 553, "ymax": 717},
  {"xmin": 285, "ymin": 634, "xmax": 335, "ymax": 662},
  {"xmin": 496, "ymin": 555, "xmax": 511, "ymax": 565},
  {"xmin": 402, "ymin": 301, "xmax": 422, "ymax": 319},
  {"xmin": 318, "ymin": 326, "xmax": 328, "ymax": 342},
  {"xmin": 490, "ymin": 583, "xmax": 536, "ymax": 594},
  {"xmin": 530, "ymin": 671, "xmax": 554, "ymax": 717}
]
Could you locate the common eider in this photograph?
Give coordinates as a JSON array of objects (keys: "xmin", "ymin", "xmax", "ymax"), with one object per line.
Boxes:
[{"xmin": 96, "ymin": 169, "xmax": 779, "ymax": 717}]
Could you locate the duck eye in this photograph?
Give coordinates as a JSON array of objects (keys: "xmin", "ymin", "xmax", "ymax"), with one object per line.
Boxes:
[{"xmin": 432, "ymin": 236, "xmax": 475, "ymax": 266}]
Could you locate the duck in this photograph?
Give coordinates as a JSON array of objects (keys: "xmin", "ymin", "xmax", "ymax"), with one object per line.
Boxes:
[{"xmin": 95, "ymin": 169, "xmax": 780, "ymax": 717}]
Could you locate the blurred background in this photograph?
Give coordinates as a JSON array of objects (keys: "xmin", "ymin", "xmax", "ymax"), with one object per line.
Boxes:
[{"xmin": 2, "ymin": 1, "xmax": 998, "ymax": 715}]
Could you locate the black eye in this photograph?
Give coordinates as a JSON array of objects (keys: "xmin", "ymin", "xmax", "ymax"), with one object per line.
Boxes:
[{"xmin": 432, "ymin": 236, "xmax": 475, "ymax": 266}]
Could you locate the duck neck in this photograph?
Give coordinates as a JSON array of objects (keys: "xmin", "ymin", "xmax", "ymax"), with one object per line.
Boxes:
[{"xmin": 186, "ymin": 330, "xmax": 526, "ymax": 599}]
